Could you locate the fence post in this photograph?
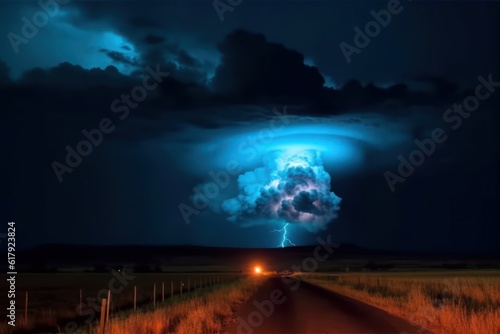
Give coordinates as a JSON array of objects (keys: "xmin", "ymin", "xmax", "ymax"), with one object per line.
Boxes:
[
  {"xmin": 188, "ymin": 277, "xmax": 190, "ymax": 293},
  {"xmin": 134, "ymin": 286, "xmax": 137, "ymax": 312},
  {"xmin": 180, "ymin": 280, "xmax": 183, "ymax": 296},
  {"xmin": 105, "ymin": 290, "xmax": 111, "ymax": 329},
  {"xmin": 162, "ymin": 282, "xmax": 165, "ymax": 303},
  {"xmin": 98, "ymin": 298, "xmax": 107, "ymax": 334},
  {"xmin": 153, "ymin": 284, "xmax": 156, "ymax": 309},
  {"xmin": 171, "ymin": 281, "xmax": 173, "ymax": 299},
  {"xmin": 24, "ymin": 291, "xmax": 28, "ymax": 326},
  {"xmin": 79, "ymin": 289, "xmax": 82, "ymax": 312}
]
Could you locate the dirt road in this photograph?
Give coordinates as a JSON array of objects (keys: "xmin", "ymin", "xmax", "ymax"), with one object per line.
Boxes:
[{"xmin": 223, "ymin": 276, "xmax": 433, "ymax": 334}]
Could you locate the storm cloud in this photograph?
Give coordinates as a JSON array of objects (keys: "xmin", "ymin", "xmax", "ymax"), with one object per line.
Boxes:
[{"xmin": 221, "ymin": 150, "xmax": 341, "ymax": 232}]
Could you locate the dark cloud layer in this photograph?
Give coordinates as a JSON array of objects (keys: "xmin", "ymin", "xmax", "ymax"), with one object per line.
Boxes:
[
  {"xmin": 0, "ymin": 26, "xmax": 473, "ymax": 116},
  {"xmin": 1, "ymin": 0, "xmax": 499, "ymax": 252},
  {"xmin": 143, "ymin": 34, "xmax": 165, "ymax": 45},
  {"xmin": 100, "ymin": 49, "xmax": 140, "ymax": 67},
  {"xmin": 213, "ymin": 30, "xmax": 325, "ymax": 98},
  {"xmin": 18, "ymin": 62, "xmax": 133, "ymax": 88}
]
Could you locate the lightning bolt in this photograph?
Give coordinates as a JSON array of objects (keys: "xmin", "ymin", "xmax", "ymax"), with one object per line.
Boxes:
[{"xmin": 271, "ymin": 223, "xmax": 296, "ymax": 248}]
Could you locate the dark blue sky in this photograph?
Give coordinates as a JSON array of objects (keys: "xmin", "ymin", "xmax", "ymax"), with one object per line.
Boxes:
[{"xmin": 1, "ymin": 0, "xmax": 499, "ymax": 253}]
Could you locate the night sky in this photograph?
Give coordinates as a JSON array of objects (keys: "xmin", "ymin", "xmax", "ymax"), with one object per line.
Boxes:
[{"xmin": 1, "ymin": 0, "xmax": 499, "ymax": 253}]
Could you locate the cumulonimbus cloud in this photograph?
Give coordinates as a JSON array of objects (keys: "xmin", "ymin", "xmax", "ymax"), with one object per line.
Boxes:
[{"xmin": 221, "ymin": 150, "xmax": 342, "ymax": 232}]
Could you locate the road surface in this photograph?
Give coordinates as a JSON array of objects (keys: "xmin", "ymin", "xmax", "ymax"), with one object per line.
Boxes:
[{"xmin": 223, "ymin": 277, "xmax": 433, "ymax": 334}]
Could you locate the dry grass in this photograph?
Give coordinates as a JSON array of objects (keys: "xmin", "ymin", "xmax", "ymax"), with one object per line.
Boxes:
[
  {"xmin": 103, "ymin": 277, "xmax": 263, "ymax": 334},
  {"xmin": 305, "ymin": 271, "xmax": 500, "ymax": 334},
  {"xmin": 0, "ymin": 273, "xmax": 243, "ymax": 334}
]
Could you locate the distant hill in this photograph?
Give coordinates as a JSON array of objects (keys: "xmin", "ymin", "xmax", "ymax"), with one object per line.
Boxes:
[{"xmin": 10, "ymin": 243, "xmax": 500, "ymax": 273}]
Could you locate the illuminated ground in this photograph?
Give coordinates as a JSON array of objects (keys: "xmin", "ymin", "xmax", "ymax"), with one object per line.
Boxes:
[{"xmin": 224, "ymin": 276, "xmax": 433, "ymax": 334}]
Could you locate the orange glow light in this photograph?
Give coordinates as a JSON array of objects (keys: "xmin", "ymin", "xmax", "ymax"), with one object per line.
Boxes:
[{"xmin": 254, "ymin": 266, "xmax": 262, "ymax": 274}]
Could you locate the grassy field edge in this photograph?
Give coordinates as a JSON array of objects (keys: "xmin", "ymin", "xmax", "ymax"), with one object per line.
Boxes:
[
  {"xmin": 303, "ymin": 273, "xmax": 500, "ymax": 334},
  {"xmin": 101, "ymin": 277, "xmax": 264, "ymax": 334}
]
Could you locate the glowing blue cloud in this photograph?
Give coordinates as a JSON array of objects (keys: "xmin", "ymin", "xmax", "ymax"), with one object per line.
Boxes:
[
  {"xmin": 36, "ymin": 9, "xmax": 138, "ymax": 75},
  {"xmin": 222, "ymin": 149, "xmax": 341, "ymax": 233},
  {"xmin": 177, "ymin": 109, "xmax": 418, "ymax": 180},
  {"xmin": 166, "ymin": 106, "xmax": 434, "ymax": 245}
]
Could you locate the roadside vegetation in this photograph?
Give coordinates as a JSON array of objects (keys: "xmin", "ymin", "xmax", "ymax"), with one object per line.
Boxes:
[
  {"xmin": 0, "ymin": 273, "xmax": 246, "ymax": 334},
  {"xmin": 305, "ymin": 271, "xmax": 500, "ymax": 334},
  {"xmin": 99, "ymin": 277, "xmax": 263, "ymax": 334}
]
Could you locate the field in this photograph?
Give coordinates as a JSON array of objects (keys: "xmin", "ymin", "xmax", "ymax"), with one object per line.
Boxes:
[
  {"xmin": 304, "ymin": 270, "xmax": 500, "ymax": 334},
  {"xmin": 0, "ymin": 272, "xmax": 245, "ymax": 334},
  {"xmin": 104, "ymin": 277, "xmax": 263, "ymax": 334},
  {"xmin": 3, "ymin": 245, "xmax": 500, "ymax": 333}
]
